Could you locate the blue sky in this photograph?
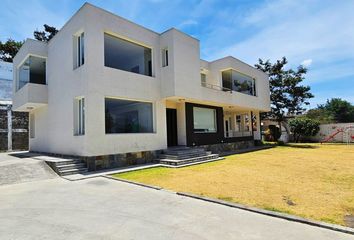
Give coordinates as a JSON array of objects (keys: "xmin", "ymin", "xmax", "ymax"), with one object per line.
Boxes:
[{"xmin": 1, "ymin": 0, "xmax": 353, "ymax": 107}]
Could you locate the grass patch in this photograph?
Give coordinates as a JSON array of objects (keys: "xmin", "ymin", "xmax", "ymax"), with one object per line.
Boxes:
[{"xmin": 112, "ymin": 143, "xmax": 354, "ymax": 226}]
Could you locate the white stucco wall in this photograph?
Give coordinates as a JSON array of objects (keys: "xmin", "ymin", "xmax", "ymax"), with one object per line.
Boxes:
[{"xmin": 12, "ymin": 3, "xmax": 270, "ymax": 156}]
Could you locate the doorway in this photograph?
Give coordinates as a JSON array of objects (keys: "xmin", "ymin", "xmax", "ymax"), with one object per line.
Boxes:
[{"xmin": 166, "ymin": 108, "xmax": 178, "ymax": 147}]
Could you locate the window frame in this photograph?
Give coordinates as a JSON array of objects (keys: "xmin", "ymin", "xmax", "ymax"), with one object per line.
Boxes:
[
  {"xmin": 192, "ymin": 106, "xmax": 218, "ymax": 133},
  {"xmin": 74, "ymin": 97, "xmax": 85, "ymax": 136},
  {"xmin": 103, "ymin": 32, "xmax": 154, "ymax": 77},
  {"xmin": 221, "ymin": 68, "xmax": 257, "ymax": 96},
  {"xmin": 74, "ymin": 32, "xmax": 85, "ymax": 69},
  {"xmin": 16, "ymin": 54, "xmax": 47, "ymax": 91},
  {"xmin": 162, "ymin": 48, "xmax": 168, "ymax": 67},
  {"xmin": 104, "ymin": 97, "xmax": 155, "ymax": 135}
]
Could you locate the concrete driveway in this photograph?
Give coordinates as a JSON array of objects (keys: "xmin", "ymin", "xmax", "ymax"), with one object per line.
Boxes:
[
  {"xmin": 0, "ymin": 176, "xmax": 352, "ymax": 240},
  {"xmin": 0, "ymin": 152, "xmax": 57, "ymax": 185}
]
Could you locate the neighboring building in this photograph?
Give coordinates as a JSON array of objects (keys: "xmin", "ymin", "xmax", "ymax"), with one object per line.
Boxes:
[
  {"xmin": 0, "ymin": 61, "xmax": 28, "ymax": 151},
  {"xmin": 12, "ymin": 3, "xmax": 270, "ymax": 169}
]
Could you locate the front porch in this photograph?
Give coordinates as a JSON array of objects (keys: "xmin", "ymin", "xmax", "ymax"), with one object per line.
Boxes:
[{"xmin": 165, "ymin": 98, "xmax": 261, "ymax": 149}]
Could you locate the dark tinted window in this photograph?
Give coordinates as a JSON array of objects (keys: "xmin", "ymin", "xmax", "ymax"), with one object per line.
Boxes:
[
  {"xmin": 105, "ymin": 98, "xmax": 153, "ymax": 134},
  {"xmin": 104, "ymin": 33, "xmax": 152, "ymax": 76}
]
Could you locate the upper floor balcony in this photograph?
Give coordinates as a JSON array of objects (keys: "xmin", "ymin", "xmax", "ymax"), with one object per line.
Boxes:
[{"xmin": 12, "ymin": 39, "xmax": 48, "ymax": 112}]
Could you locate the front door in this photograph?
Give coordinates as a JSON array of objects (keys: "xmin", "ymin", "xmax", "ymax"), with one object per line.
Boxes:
[{"xmin": 166, "ymin": 108, "xmax": 178, "ymax": 147}]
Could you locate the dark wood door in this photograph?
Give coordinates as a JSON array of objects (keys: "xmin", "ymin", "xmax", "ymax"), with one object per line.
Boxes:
[{"xmin": 166, "ymin": 108, "xmax": 178, "ymax": 147}]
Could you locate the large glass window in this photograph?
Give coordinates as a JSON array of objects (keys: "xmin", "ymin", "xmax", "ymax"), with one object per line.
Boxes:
[
  {"xmin": 222, "ymin": 69, "xmax": 256, "ymax": 96},
  {"xmin": 104, "ymin": 33, "xmax": 152, "ymax": 76},
  {"xmin": 17, "ymin": 56, "xmax": 46, "ymax": 91},
  {"xmin": 105, "ymin": 98, "xmax": 153, "ymax": 134},
  {"xmin": 193, "ymin": 107, "xmax": 217, "ymax": 133}
]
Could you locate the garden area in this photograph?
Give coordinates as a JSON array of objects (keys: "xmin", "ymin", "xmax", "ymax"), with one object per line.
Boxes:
[{"xmin": 113, "ymin": 143, "xmax": 354, "ymax": 227}]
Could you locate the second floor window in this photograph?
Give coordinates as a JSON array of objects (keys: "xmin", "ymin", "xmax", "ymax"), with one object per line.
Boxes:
[
  {"xmin": 74, "ymin": 32, "xmax": 85, "ymax": 68},
  {"xmin": 162, "ymin": 48, "xmax": 168, "ymax": 67},
  {"xmin": 104, "ymin": 33, "xmax": 152, "ymax": 77},
  {"xmin": 222, "ymin": 69, "xmax": 256, "ymax": 96},
  {"xmin": 17, "ymin": 56, "xmax": 46, "ymax": 91}
]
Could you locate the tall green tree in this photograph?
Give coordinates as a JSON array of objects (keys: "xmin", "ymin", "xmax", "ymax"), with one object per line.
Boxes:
[
  {"xmin": 0, "ymin": 39, "xmax": 23, "ymax": 62},
  {"xmin": 306, "ymin": 98, "xmax": 354, "ymax": 123},
  {"xmin": 33, "ymin": 24, "xmax": 59, "ymax": 42},
  {"xmin": 255, "ymin": 57, "xmax": 314, "ymax": 133}
]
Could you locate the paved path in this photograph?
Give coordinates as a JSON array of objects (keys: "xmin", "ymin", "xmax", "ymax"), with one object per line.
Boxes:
[
  {"xmin": 0, "ymin": 152, "xmax": 57, "ymax": 185},
  {"xmin": 0, "ymin": 177, "xmax": 352, "ymax": 240}
]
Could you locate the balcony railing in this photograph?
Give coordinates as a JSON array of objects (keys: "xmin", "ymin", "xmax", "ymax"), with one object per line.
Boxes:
[
  {"xmin": 224, "ymin": 130, "xmax": 252, "ymax": 138},
  {"xmin": 201, "ymin": 82, "xmax": 232, "ymax": 93}
]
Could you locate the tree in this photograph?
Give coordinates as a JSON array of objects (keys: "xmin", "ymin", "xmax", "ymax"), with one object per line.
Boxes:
[
  {"xmin": 321, "ymin": 98, "xmax": 354, "ymax": 123},
  {"xmin": 306, "ymin": 108, "xmax": 332, "ymax": 124},
  {"xmin": 0, "ymin": 24, "xmax": 58, "ymax": 63},
  {"xmin": 306, "ymin": 98, "xmax": 354, "ymax": 123},
  {"xmin": 33, "ymin": 24, "xmax": 58, "ymax": 42},
  {"xmin": 0, "ymin": 39, "xmax": 23, "ymax": 62},
  {"xmin": 255, "ymin": 57, "xmax": 314, "ymax": 132},
  {"xmin": 289, "ymin": 118, "xmax": 320, "ymax": 142}
]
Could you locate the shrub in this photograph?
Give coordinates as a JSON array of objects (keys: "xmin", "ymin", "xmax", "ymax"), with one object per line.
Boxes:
[{"xmin": 289, "ymin": 118, "xmax": 320, "ymax": 143}]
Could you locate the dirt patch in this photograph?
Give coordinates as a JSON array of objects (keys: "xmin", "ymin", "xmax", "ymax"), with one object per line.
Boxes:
[{"xmin": 344, "ymin": 215, "xmax": 354, "ymax": 228}]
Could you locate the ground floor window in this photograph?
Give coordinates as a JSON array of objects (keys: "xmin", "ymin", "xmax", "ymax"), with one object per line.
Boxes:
[
  {"xmin": 74, "ymin": 97, "xmax": 85, "ymax": 135},
  {"xmin": 105, "ymin": 98, "xmax": 153, "ymax": 134},
  {"xmin": 193, "ymin": 107, "xmax": 217, "ymax": 133}
]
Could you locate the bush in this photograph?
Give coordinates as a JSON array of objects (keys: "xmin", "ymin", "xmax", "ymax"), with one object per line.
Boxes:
[
  {"xmin": 289, "ymin": 118, "xmax": 320, "ymax": 143},
  {"xmin": 277, "ymin": 140, "xmax": 285, "ymax": 146}
]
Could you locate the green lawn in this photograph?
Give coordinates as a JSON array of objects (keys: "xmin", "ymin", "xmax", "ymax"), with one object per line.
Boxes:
[{"xmin": 113, "ymin": 144, "xmax": 354, "ymax": 227}]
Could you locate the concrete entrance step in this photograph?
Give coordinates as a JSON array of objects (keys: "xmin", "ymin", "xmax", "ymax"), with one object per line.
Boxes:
[
  {"xmin": 44, "ymin": 157, "xmax": 88, "ymax": 176},
  {"xmin": 159, "ymin": 154, "xmax": 220, "ymax": 166}
]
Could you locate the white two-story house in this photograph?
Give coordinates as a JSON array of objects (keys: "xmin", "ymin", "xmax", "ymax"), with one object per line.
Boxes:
[{"xmin": 12, "ymin": 3, "xmax": 270, "ymax": 171}]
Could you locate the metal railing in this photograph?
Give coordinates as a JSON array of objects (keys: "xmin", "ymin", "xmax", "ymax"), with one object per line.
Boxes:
[
  {"xmin": 224, "ymin": 130, "xmax": 252, "ymax": 138},
  {"xmin": 201, "ymin": 82, "xmax": 232, "ymax": 93}
]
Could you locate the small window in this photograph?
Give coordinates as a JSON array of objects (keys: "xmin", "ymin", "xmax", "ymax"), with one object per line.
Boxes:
[
  {"xmin": 74, "ymin": 97, "xmax": 85, "ymax": 135},
  {"xmin": 74, "ymin": 32, "xmax": 84, "ymax": 68},
  {"xmin": 30, "ymin": 113, "xmax": 35, "ymax": 138},
  {"xmin": 201, "ymin": 73, "xmax": 206, "ymax": 86},
  {"xmin": 193, "ymin": 107, "xmax": 217, "ymax": 133},
  {"xmin": 162, "ymin": 48, "xmax": 168, "ymax": 67},
  {"xmin": 105, "ymin": 98, "xmax": 153, "ymax": 134}
]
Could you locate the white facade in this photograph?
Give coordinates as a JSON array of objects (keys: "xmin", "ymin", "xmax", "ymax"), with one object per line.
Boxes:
[{"xmin": 12, "ymin": 3, "xmax": 270, "ymax": 157}]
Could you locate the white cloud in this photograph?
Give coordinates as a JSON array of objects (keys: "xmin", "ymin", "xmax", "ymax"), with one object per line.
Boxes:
[
  {"xmin": 301, "ymin": 59, "xmax": 313, "ymax": 67},
  {"xmin": 206, "ymin": 0, "xmax": 354, "ymax": 87},
  {"xmin": 177, "ymin": 19, "xmax": 198, "ymax": 29}
]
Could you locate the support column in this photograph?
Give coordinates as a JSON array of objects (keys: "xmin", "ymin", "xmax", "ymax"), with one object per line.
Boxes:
[{"xmin": 7, "ymin": 104, "xmax": 12, "ymax": 151}]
